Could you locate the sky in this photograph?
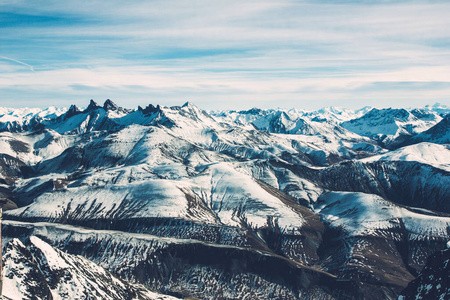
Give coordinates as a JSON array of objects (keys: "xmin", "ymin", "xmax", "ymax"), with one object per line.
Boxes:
[{"xmin": 1, "ymin": 0, "xmax": 450, "ymax": 110}]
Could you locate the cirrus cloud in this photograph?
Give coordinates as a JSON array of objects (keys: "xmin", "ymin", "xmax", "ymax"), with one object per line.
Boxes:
[{"xmin": 1, "ymin": 0, "xmax": 449, "ymax": 109}]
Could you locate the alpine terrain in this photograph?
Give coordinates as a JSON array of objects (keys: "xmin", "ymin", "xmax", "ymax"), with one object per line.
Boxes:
[{"xmin": 1, "ymin": 99, "xmax": 450, "ymax": 299}]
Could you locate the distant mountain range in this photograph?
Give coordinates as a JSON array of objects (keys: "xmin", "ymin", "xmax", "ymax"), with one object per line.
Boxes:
[{"xmin": 1, "ymin": 100, "xmax": 449, "ymax": 299}]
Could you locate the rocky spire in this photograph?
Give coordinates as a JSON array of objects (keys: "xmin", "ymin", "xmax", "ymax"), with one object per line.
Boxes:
[
  {"xmin": 85, "ymin": 99, "xmax": 101, "ymax": 112},
  {"xmin": 103, "ymin": 99, "xmax": 119, "ymax": 111},
  {"xmin": 65, "ymin": 104, "xmax": 80, "ymax": 119},
  {"xmin": 139, "ymin": 104, "xmax": 160, "ymax": 115}
]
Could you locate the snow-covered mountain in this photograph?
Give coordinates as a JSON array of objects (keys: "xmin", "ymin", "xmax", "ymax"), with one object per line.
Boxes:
[
  {"xmin": 0, "ymin": 106, "xmax": 67, "ymax": 132},
  {"xmin": 210, "ymin": 105, "xmax": 371, "ymax": 126},
  {"xmin": 407, "ymin": 114, "xmax": 450, "ymax": 145},
  {"xmin": 341, "ymin": 108, "xmax": 442, "ymax": 148},
  {"xmin": 1, "ymin": 99, "xmax": 449, "ymax": 299},
  {"xmin": 2, "ymin": 236, "xmax": 179, "ymax": 300}
]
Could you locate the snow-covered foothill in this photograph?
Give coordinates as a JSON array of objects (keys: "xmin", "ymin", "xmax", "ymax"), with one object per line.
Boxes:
[
  {"xmin": 361, "ymin": 142, "xmax": 450, "ymax": 171},
  {"xmin": 315, "ymin": 191, "xmax": 450, "ymax": 239}
]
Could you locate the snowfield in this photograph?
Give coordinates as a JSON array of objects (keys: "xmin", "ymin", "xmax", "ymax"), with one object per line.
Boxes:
[
  {"xmin": 315, "ymin": 191, "xmax": 450, "ymax": 239},
  {"xmin": 361, "ymin": 142, "xmax": 450, "ymax": 171}
]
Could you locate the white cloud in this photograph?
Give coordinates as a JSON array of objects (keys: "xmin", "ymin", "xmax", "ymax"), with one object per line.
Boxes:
[{"xmin": 1, "ymin": 0, "xmax": 449, "ymax": 109}]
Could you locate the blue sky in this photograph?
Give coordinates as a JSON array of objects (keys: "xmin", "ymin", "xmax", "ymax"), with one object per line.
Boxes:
[{"xmin": 1, "ymin": 0, "xmax": 450, "ymax": 110}]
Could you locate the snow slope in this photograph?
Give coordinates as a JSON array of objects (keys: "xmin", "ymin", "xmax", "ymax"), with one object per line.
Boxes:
[
  {"xmin": 2, "ymin": 236, "xmax": 179, "ymax": 300},
  {"xmin": 341, "ymin": 108, "xmax": 442, "ymax": 147},
  {"xmin": 315, "ymin": 191, "xmax": 450, "ymax": 239},
  {"xmin": 0, "ymin": 106, "xmax": 67, "ymax": 132},
  {"xmin": 361, "ymin": 142, "xmax": 450, "ymax": 171}
]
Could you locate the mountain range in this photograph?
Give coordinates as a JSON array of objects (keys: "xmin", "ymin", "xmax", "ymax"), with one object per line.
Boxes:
[{"xmin": 1, "ymin": 99, "xmax": 450, "ymax": 299}]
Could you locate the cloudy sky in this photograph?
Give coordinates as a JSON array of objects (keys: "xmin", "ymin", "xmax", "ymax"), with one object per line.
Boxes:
[{"xmin": 1, "ymin": 0, "xmax": 450, "ymax": 110}]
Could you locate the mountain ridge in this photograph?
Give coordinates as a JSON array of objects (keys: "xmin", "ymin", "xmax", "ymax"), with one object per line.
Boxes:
[{"xmin": 1, "ymin": 99, "xmax": 449, "ymax": 299}]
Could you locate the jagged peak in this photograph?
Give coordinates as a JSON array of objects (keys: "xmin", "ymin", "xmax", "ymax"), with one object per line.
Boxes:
[
  {"xmin": 68, "ymin": 105, "xmax": 79, "ymax": 113},
  {"xmin": 85, "ymin": 99, "xmax": 101, "ymax": 112},
  {"xmin": 66, "ymin": 104, "xmax": 80, "ymax": 115},
  {"xmin": 103, "ymin": 99, "xmax": 119, "ymax": 111},
  {"xmin": 7, "ymin": 238, "xmax": 25, "ymax": 249},
  {"xmin": 275, "ymin": 110, "xmax": 291, "ymax": 119},
  {"xmin": 182, "ymin": 101, "xmax": 196, "ymax": 108},
  {"xmin": 179, "ymin": 101, "xmax": 217, "ymax": 123},
  {"xmin": 64, "ymin": 104, "xmax": 81, "ymax": 119},
  {"xmin": 181, "ymin": 102, "xmax": 207, "ymax": 115},
  {"xmin": 139, "ymin": 104, "xmax": 161, "ymax": 115},
  {"xmin": 357, "ymin": 106, "xmax": 373, "ymax": 112}
]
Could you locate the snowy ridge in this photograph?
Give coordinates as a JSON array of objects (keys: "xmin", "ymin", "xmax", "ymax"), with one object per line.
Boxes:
[
  {"xmin": 361, "ymin": 142, "xmax": 450, "ymax": 171},
  {"xmin": 7, "ymin": 160, "xmax": 307, "ymax": 232},
  {"xmin": 0, "ymin": 106, "xmax": 67, "ymax": 124},
  {"xmin": 210, "ymin": 105, "xmax": 371, "ymax": 126},
  {"xmin": 341, "ymin": 108, "xmax": 442, "ymax": 146},
  {"xmin": 315, "ymin": 191, "xmax": 450, "ymax": 239},
  {"xmin": 212, "ymin": 103, "xmax": 446, "ymax": 150},
  {"xmin": 409, "ymin": 114, "xmax": 450, "ymax": 145},
  {"xmin": 0, "ymin": 106, "xmax": 67, "ymax": 132},
  {"xmin": 300, "ymin": 106, "xmax": 373, "ymax": 123},
  {"xmin": 2, "ymin": 235, "xmax": 179, "ymax": 300}
]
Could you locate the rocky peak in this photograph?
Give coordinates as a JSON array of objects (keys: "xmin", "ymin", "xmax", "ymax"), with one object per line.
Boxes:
[
  {"xmin": 139, "ymin": 104, "xmax": 161, "ymax": 116},
  {"xmin": 182, "ymin": 101, "xmax": 195, "ymax": 108},
  {"xmin": 65, "ymin": 104, "xmax": 80, "ymax": 118},
  {"xmin": 103, "ymin": 99, "xmax": 119, "ymax": 111},
  {"xmin": 85, "ymin": 99, "xmax": 101, "ymax": 112}
]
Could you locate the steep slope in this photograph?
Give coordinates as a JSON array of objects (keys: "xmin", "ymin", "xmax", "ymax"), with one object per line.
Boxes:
[
  {"xmin": 262, "ymin": 150, "xmax": 450, "ymax": 214},
  {"xmin": 313, "ymin": 192, "xmax": 450, "ymax": 297},
  {"xmin": 399, "ymin": 246, "xmax": 450, "ymax": 300},
  {"xmin": 315, "ymin": 192, "xmax": 450, "ymax": 240},
  {"xmin": 407, "ymin": 113, "xmax": 450, "ymax": 145},
  {"xmin": 2, "ymin": 236, "xmax": 178, "ymax": 300},
  {"xmin": 2, "ymin": 221, "xmax": 356, "ymax": 300}
]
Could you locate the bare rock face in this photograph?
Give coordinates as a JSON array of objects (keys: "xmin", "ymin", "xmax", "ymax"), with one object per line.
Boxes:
[
  {"xmin": 103, "ymin": 99, "xmax": 119, "ymax": 111},
  {"xmin": 2, "ymin": 238, "xmax": 53, "ymax": 300},
  {"xmin": 400, "ymin": 247, "xmax": 450, "ymax": 300}
]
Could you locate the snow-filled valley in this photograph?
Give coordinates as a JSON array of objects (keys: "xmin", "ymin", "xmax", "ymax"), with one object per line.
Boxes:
[{"xmin": 1, "ymin": 100, "xmax": 450, "ymax": 299}]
